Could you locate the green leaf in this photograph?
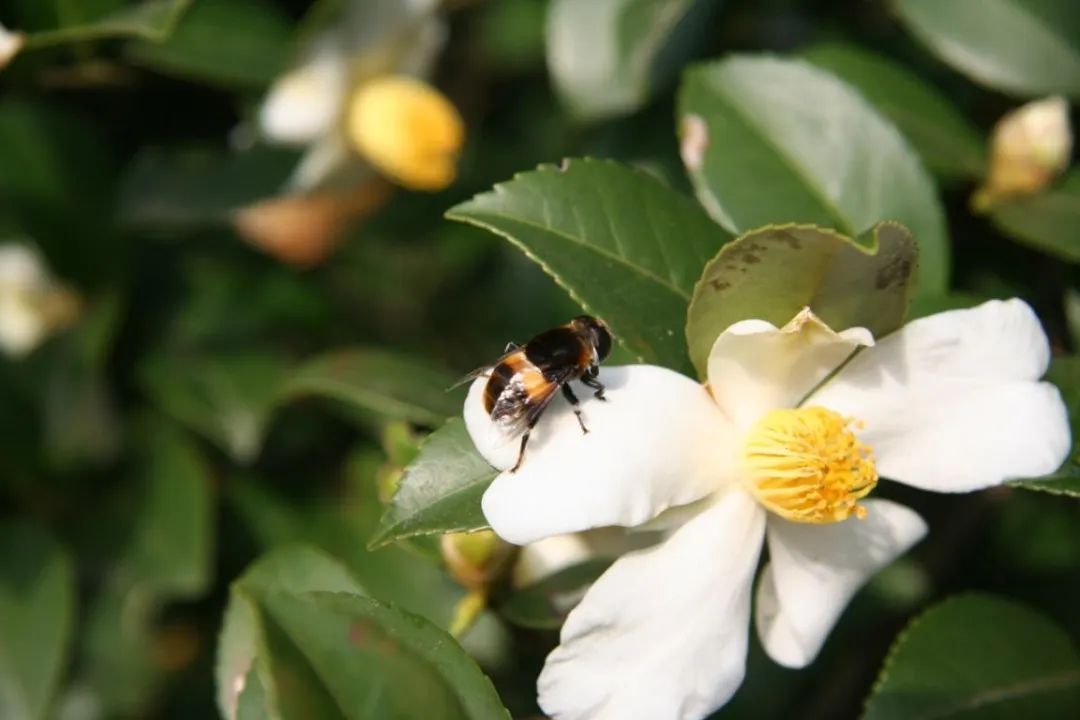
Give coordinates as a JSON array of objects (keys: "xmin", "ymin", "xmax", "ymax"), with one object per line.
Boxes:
[
  {"xmin": 802, "ymin": 43, "xmax": 985, "ymax": 181},
  {"xmin": 1009, "ymin": 355, "xmax": 1080, "ymax": 496},
  {"xmin": 0, "ymin": 522, "xmax": 75, "ymax": 720},
  {"xmin": 256, "ymin": 592, "xmax": 510, "ymax": 720},
  {"xmin": 216, "ymin": 546, "xmax": 368, "ymax": 720},
  {"xmin": 988, "ymin": 171, "xmax": 1080, "ymax": 263},
  {"xmin": 370, "ymin": 419, "xmax": 495, "ymax": 549},
  {"xmin": 546, "ymin": 0, "xmax": 721, "ymax": 121},
  {"xmin": 281, "ymin": 348, "xmax": 460, "ymax": 427},
  {"xmin": 127, "ymin": 0, "xmax": 292, "ymax": 89},
  {"xmin": 218, "ymin": 547, "xmax": 508, "ymax": 720},
  {"xmin": 894, "ymin": 0, "xmax": 1080, "ymax": 98},
  {"xmin": 141, "ymin": 352, "xmax": 290, "ymax": 463},
  {"xmin": 865, "ymin": 594, "xmax": 1080, "ymax": 719},
  {"xmin": 124, "ymin": 422, "xmax": 215, "ymax": 597},
  {"xmin": 678, "ymin": 56, "xmax": 948, "ymax": 296},
  {"xmin": 499, "ymin": 559, "xmax": 611, "ymax": 630},
  {"xmin": 447, "ymin": 158, "xmax": 731, "ymax": 374},
  {"xmin": 685, "ymin": 222, "xmax": 916, "ymax": 377},
  {"xmin": 21, "ymin": 0, "xmax": 191, "ymax": 50}
]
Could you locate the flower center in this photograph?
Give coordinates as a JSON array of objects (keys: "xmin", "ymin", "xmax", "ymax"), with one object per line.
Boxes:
[
  {"xmin": 742, "ymin": 406, "xmax": 877, "ymax": 524},
  {"xmin": 345, "ymin": 75, "xmax": 464, "ymax": 191}
]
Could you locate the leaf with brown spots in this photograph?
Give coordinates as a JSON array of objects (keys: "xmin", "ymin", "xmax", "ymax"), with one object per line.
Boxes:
[{"xmin": 685, "ymin": 222, "xmax": 916, "ymax": 377}]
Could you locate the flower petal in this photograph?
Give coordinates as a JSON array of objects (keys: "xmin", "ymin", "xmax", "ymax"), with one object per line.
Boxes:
[
  {"xmin": 466, "ymin": 365, "xmax": 735, "ymax": 545},
  {"xmin": 811, "ymin": 299, "xmax": 1071, "ymax": 492},
  {"xmin": 539, "ymin": 490, "xmax": 766, "ymax": 720},
  {"xmin": 707, "ymin": 308, "xmax": 873, "ymax": 430},
  {"xmin": 755, "ymin": 499, "xmax": 926, "ymax": 668},
  {"xmin": 259, "ymin": 49, "xmax": 347, "ymax": 144}
]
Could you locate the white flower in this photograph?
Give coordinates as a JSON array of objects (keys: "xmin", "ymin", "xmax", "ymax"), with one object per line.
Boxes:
[
  {"xmin": 258, "ymin": 0, "xmax": 463, "ymax": 192},
  {"xmin": 0, "ymin": 22, "xmax": 24, "ymax": 70},
  {"xmin": 464, "ymin": 299, "xmax": 1071, "ymax": 720},
  {"xmin": 0, "ymin": 242, "xmax": 80, "ymax": 357}
]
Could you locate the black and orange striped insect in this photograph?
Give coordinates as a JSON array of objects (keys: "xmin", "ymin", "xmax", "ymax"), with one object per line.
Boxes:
[{"xmin": 464, "ymin": 316, "xmax": 612, "ymax": 472}]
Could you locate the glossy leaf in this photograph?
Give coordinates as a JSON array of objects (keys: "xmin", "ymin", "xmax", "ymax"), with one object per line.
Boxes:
[
  {"xmin": 141, "ymin": 352, "xmax": 289, "ymax": 464},
  {"xmin": 0, "ymin": 522, "xmax": 74, "ymax": 720},
  {"xmin": 21, "ymin": 0, "xmax": 191, "ymax": 50},
  {"xmin": 685, "ymin": 222, "xmax": 916, "ymax": 377},
  {"xmin": 894, "ymin": 0, "xmax": 1080, "ymax": 98},
  {"xmin": 678, "ymin": 56, "xmax": 948, "ymax": 296},
  {"xmin": 257, "ymin": 592, "xmax": 509, "ymax": 720},
  {"xmin": 127, "ymin": 0, "xmax": 292, "ymax": 89},
  {"xmin": 803, "ymin": 43, "xmax": 985, "ymax": 181},
  {"xmin": 448, "ymin": 158, "xmax": 730, "ymax": 374},
  {"xmin": 216, "ymin": 546, "xmax": 368, "ymax": 720},
  {"xmin": 370, "ymin": 419, "xmax": 495, "ymax": 549},
  {"xmin": 865, "ymin": 594, "xmax": 1080, "ymax": 719},
  {"xmin": 281, "ymin": 348, "xmax": 460, "ymax": 426},
  {"xmin": 547, "ymin": 0, "xmax": 721, "ymax": 121},
  {"xmin": 989, "ymin": 171, "xmax": 1080, "ymax": 263}
]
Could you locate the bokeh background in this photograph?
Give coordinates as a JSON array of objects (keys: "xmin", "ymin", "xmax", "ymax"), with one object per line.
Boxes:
[{"xmin": 1, "ymin": 1, "xmax": 1078, "ymax": 719}]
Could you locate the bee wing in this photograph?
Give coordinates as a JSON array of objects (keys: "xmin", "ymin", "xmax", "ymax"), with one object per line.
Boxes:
[
  {"xmin": 447, "ymin": 344, "xmax": 523, "ymax": 390},
  {"xmin": 495, "ymin": 380, "xmax": 562, "ymax": 438}
]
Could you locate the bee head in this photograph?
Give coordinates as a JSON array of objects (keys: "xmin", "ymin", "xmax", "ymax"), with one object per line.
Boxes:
[{"xmin": 572, "ymin": 315, "xmax": 612, "ymax": 363}]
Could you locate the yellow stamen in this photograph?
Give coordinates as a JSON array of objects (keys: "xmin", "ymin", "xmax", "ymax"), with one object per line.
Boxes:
[
  {"xmin": 743, "ymin": 406, "xmax": 877, "ymax": 524},
  {"xmin": 346, "ymin": 75, "xmax": 464, "ymax": 191}
]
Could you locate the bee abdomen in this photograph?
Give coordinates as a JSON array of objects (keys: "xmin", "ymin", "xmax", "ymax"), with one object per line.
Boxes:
[{"xmin": 483, "ymin": 362, "xmax": 517, "ymax": 415}]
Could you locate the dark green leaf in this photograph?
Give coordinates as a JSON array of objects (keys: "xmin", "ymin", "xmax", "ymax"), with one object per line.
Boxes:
[
  {"xmin": 499, "ymin": 559, "xmax": 611, "ymax": 630},
  {"xmin": 802, "ymin": 43, "xmax": 985, "ymax": 181},
  {"xmin": 865, "ymin": 594, "xmax": 1080, "ymax": 719},
  {"xmin": 370, "ymin": 419, "xmax": 495, "ymax": 549},
  {"xmin": 448, "ymin": 158, "xmax": 730, "ymax": 374},
  {"xmin": 685, "ymin": 222, "xmax": 916, "ymax": 377},
  {"xmin": 281, "ymin": 348, "xmax": 460, "ymax": 426},
  {"xmin": 21, "ymin": 0, "xmax": 191, "ymax": 50},
  {"xmin": 894, "ymin": 0, "xmax": 1080, "ymax": 98},
  {"xmin": 216, "ymin": 546, "xmax": 368, "ymax": 720},
  {"xmin": 256, "ymin": 591, "xmax": 509, "ymax": 720},
  {"xmin": 127, "ymin": 0, "xmax": 292, "ymax": 89},
  {"xmin": 989, "ymin": 172, "xmax": 1080, "ymax": 263},
  {"xmin": 0, "ymin": 522, "xmax": 74, "ymax": 720},
  {"xmin": 141, "ymin": 352, "xmax": 289, "ymax": 463},
  {"xmin": 547, "ymin": 0, "xmax": 721, "ymax": 121},
  {"xmin": 678, "ymin": 56, "xmax": 948, "ymax": 296}
]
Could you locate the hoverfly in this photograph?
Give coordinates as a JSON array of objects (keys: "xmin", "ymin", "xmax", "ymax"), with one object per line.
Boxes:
[{"xmin": 465, "ymin": 316, "xmax": 612, "ymax": 472}]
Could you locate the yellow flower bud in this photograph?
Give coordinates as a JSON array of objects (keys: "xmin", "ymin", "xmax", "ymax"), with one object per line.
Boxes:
[
  {"xmin": 440, "ymin": 530, "xmax": 515, "ymax": 592},
  {"xmin": 973, "ymin": 96, "xmax": 1072, "ymax": 210},
  {"xmin": 346, "ymin": 75, "xmax": 464, "ymax": 191}
]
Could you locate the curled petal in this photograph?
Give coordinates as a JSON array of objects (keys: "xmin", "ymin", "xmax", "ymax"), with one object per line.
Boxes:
[
  {"xmin": 812, "ymin": 299, "xmax": 1070, "ymax": 492},
  {"xmin": 259, "ymin": 50, "xmax": 347, "ymax": 145},
  {"xmin": 755, "ymin": 500, "xmax": 926, "ymax": 668},
  {"xmin": 539, "ymin": 490, "xmax": 766, "ymax": 720},
  {"xmin": 466, "ymin": 365, "xmax": 735, "ymax": 545},
  {"xmin": 707, "ymin": 307, "xmax": 873, "ymax": 430}
]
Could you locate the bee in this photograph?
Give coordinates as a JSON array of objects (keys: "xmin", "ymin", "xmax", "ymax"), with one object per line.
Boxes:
[{"xmin": 467, "ymin": 316, "xmax": 612, "ymax": 473}]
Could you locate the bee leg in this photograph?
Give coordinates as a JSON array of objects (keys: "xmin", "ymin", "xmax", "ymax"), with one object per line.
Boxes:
[
  {"xmin": 510, "ymin": 430, "xmax": 531, "ymax": 473},
  {"xmin": 581, "ymin": 373, "xmax": 607, "ymax": 401},
  {"xmin": 504, "ymin": 341, "xmax": 520, "ymax": 353},
  {"xmin": 561, "ymin": 383, "xmax": 589, "ymax": 434}
]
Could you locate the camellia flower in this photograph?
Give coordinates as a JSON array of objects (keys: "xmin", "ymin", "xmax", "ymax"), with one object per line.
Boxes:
[
  {"xmin": 258, "ymin": 0, "xmax": 464, "ymax": 193},
  {"xmin": 0, "ymin": 242, "xmax": 80, "ymax": 357},
  {"xmin": 0, "ymin": 22, "xmax": 23, "ymax": 70},
  {"xmin": 464, "ymin": 299, "xmax": 1070, "ymax": 720}
]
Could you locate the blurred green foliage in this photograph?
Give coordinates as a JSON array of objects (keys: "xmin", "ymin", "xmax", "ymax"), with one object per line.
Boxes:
[{"xmin": 0, "ymin": 1, "xmax": 1078, "ymax": 719}]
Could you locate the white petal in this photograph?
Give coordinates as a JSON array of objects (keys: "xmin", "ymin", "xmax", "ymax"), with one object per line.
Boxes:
[
  {"xmin": 0, "ymin": 23, "xmax": 24, "ymax": 69},
  {"xmin": 466, "ymin": 365, "xmax": 735, "ymax": 546},
  {"xmin": 707, "ymin": 308, "xmax": 873, "ymax": 430},
  {"xmin": 539, "ymin": 490, "xmax": 766, "ymax": 720},
  {"xmin": 259, "ymin": 50, "xmax": 347, "ymax": 144},
  {"xmin": 287, "ymin": 134, "xmax": 363, "ymax": 192},
  {"xmin": 811, "ymin": 299, "xmax": 1071, "ymax": 492},
  {"xmin": 512, "ymin": 534, "xmax": 594, "ymax": 588},
  {"xmin": 755, "ymin": 500, "xmax": 926, "ymax": 668}
]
